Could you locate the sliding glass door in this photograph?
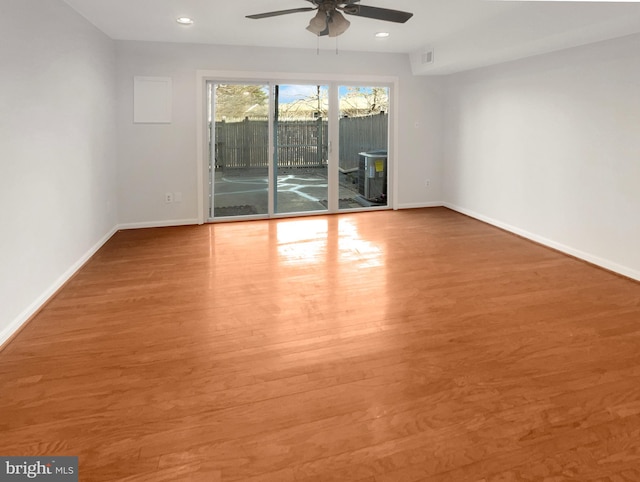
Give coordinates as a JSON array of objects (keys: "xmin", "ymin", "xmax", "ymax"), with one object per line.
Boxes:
[{"xmin": 207, "ymin": 80, "xmax": 391, "ymax": 221}]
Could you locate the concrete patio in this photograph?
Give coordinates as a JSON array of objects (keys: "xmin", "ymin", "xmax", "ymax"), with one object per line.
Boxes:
[{"xmin": 212, "ymin": 168, "xmax": 386, "ymax": 218}]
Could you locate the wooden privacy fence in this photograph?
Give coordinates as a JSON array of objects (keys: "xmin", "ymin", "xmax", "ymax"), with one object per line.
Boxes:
[
  {"xmin": 214, "ymin": 114, "xmax": 388, "ymax": 170},
  {"xmin": 338, "ymin": 114, "xmax": 388, "ymax": 171}
]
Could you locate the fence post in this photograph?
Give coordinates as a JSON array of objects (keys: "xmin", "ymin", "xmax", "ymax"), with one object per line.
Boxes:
[{"xmin": 242, "ymin": 117, "xmax": 250, "ymax": 168}]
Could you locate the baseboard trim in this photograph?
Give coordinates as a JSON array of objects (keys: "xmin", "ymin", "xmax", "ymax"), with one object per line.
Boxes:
[
  {"xmin": 0, "ymin": 225, "xmax": 119, "ymax": 351},
  {"xmin": 397, "ymin": 202, "xmax": 444, "ymax": 210},
  {"xmin": 443, "ymin": 203, "xmax": 640, "ymax": 282},
  {"xmin": 117, "ymin": 219, "xmax": 199, "ymax": 230}
]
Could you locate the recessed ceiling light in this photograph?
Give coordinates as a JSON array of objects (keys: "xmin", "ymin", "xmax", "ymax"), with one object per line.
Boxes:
[
  {"xmin": 176, "ymin": 17, "xmax": 194, "ymax": 25},
  {"xmin": 375, "ymin": 32, "xmax": 390, "ymax": 38}
]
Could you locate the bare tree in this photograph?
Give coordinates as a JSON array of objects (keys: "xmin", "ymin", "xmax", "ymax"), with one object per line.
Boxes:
[
  {"xmin": 215, "ymin": 84, "xmax": 268, "ymax": 121},
  {"xmin": 341, "ymin": 87, "xmax": 388, "ymax": 117}
]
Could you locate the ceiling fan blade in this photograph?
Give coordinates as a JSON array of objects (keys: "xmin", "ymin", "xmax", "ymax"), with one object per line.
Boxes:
[
  {"xmin": 246, "ymin": 7, "xmax": 315, "ymax": 20},
  {"xmin": 343, "ymin": 5, "xmax": 413, "ymax": 23}
]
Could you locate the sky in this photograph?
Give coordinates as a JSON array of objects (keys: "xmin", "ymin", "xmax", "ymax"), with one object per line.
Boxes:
[
  {"xmin": 222, "ymin": 83, "xmax": 383, "ymax": 104},
  {"xmin": 276, "ymin": 85, "xmax": 384, "ymax": 103},
  {"xmin": 277, "ymin": 84, "xmax": 328, "ymax": 103}
]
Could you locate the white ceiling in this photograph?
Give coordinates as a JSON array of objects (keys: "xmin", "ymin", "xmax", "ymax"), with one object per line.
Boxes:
[{"xmin": 62, "ymin": 0, "xmax": 640, "ymax": 74}]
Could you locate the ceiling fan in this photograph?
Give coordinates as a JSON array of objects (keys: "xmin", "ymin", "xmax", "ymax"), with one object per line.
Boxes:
[{"xmin": 246, "ymin": 0, "xmax": 414, "ymax": 38}]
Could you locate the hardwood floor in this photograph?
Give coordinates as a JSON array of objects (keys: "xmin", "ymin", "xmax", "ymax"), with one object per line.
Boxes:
[{"xmin": 1, "ymin": 207, "xmax": 639, "ymax": 481}]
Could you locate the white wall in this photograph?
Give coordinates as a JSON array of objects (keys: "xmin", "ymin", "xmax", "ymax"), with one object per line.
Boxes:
[
  {"xmin": 0, "ymin": 0, "xmax": 118, "ymax": 344},
  {"xmin": 443, "ymin": 33, "xmax": 640, "ymax": 280},
  {"xmin": 115, "ymin": 41, "xmax": 443, "ymax": 226}
]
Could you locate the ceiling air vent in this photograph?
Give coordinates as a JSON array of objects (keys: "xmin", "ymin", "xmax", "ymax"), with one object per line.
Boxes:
[
  {"xmin": 409, "ymin": 47, "xmax": 435, "ymax": 75},
  {"xmin": 421, "ymin": 49, "xmax": 434, "ymax": 65}
]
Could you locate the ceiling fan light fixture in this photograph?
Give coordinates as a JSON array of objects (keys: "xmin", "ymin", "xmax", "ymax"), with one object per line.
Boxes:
[
  {"xmin": 327, "ymin": 10, "xmax": 350, "ymax": 37},
  {"xmin": 306, "ymin": 9, "xmax": 327, "ymax": 35}
]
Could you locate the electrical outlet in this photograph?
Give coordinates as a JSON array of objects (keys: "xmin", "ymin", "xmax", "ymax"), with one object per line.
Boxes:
[
  {"xmin": 165, "ymin": 192, "xmax": 173, "ymax": 203},
  {"xmin": 425, "ymin": 179, "xmax": 431, "ymax": 188}
]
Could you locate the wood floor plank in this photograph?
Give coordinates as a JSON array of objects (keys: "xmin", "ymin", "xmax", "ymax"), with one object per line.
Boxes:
[{"xmin": 1, "ymin": 208, "xmax": 639, "ymax": 480}]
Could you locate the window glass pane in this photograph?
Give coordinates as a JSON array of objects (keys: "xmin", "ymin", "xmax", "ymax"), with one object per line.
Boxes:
[
  {"xmin": 210, "ymin": 83, "xmax": 269, "ymax": 218},
  {"xmin": 338, "ymin": 86, "xmax": 389, "ymax": 209},
  {"xmin": 274, "ymin": 84, "xmax": 329, "ymax": 215}
]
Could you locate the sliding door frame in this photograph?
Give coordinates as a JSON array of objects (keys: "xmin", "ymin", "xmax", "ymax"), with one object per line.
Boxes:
[{"xmin": 196, "ymin": 70, "xmax": 399, "ymax": 224}]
